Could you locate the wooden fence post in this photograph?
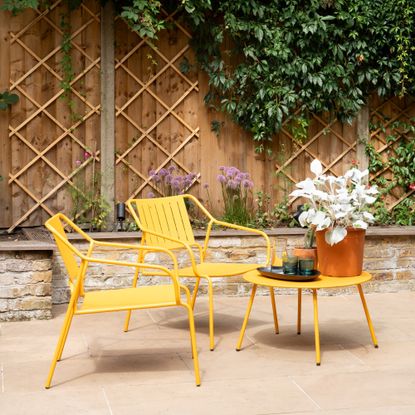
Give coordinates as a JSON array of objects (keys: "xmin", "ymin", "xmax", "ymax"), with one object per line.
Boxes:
[
  {"xmin": 100, "ymin": 0, "xmax": 115, "ymax": 228},
  {"xmin": 356, "ymin": 103, "xmax": 370, "ymax": 174},
  {"xmin": 0, "ymin": 11, "xmax": 12, "ymax": 228}
]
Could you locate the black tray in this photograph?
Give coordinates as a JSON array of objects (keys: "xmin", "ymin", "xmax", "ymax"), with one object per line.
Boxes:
[{"xmin": 257, "ymin": 266, "xmax": 320, "ymax": 282}]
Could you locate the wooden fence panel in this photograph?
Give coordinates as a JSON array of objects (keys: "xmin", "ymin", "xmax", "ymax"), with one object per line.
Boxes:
[
  {"xmin": 4, "ymin": 0, "xmax": 101, "ymax": 231},
  {"xmin": 0, "ymin": 3, "xmax": 413, "ymax": 229},
  {"xmin": 369, "ymin": 95, "xmax": 415, "ymax": 210},
  {"xmin": 272, "ymin": 113, "xmax": 358, "ymax": 208},
  {"xmin": 114, "ymin": 10, "xmax": 201, "ymax": 206}
]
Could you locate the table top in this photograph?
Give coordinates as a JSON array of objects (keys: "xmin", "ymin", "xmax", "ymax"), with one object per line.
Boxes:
[{"xmin": 243, "ymin": 270, "xmax": 372, "ymax": 289}]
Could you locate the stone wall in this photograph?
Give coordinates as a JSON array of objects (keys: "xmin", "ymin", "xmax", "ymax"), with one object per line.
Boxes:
[
  {"xmin": 0, "ymin": 251, "xmax": 52, "ymax": 321},
  {"xmin": 1, "ymin": 231, "xmax": 414, "ymax": 321},
  {"xmin": 52, "ymin": 232, "xmax": 415, "ymax": 304}
]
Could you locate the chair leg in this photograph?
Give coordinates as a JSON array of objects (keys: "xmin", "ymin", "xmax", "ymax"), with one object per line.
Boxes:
[
  {"xmin": 181, "ymin": 285, "xmax": 194, "ymax": 359},
  {"xmin": 183, "ymin": 303, "xmax": 201, "ymax": 386},
  {"xmin": 124, "ymin": 266, "xmax": 141, "ymax": 332},
  {"xmin": 124, "ymin": 310, "xmax": 132, "ymax": 332},
  {"xmin": 269, "ymin": 287, "xmax": 279, "ymax": 334},
  {"xmin": 236, "ymin": 284, "xmax": 257, "ymax": 351},
  {"xmin": 357, "ymin": 284, "xmax": 378, "ymax": 348},
  {"xmin": 57, "ymin": 310, "xmax": 74, "ymax": 361},
  {"xmin": 312, "ymin": 289, "xmax": 321, "ymax": 366},
  {"xmin": 297, "ymin": 288, "xmax": 302, "ymax": 335},
  {"xmin": 191, "ymin": 278, "xmax": 201, "ymax": 310},
  {"xmin": 206, "ymin": 277, "xmax": 215, "ymax": 351},
  {"xmin": 45, "ymin": 307, "xmax": 74, "ymax": 389}
]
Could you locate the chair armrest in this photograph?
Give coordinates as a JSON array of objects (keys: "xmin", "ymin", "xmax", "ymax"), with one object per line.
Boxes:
[
  {"xmin": 80, "ymin": 254, "xmax": 182, "ymax": 303},
  {"xmin": 183, "ymin": 194, "xmax": 271, "ymax": 265},
  {"xmin": 209, "ymin": 219, "xmax": 271, "ymax": 265},
  {"xmin": 139, "ymin": 229, "xmax": 202, "ymax": 276},
  {"xmin": 91, "ymin": 240, "xmax": 179, "ymax": 268},
  {"xmin": 80, "ymin": 254, "xmax": 179, "ymax": 283}
]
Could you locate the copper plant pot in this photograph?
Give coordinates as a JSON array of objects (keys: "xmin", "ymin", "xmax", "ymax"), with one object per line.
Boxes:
[{"xmin": 316, "ymin": 228, "xmax": 365, "ymax": 277}]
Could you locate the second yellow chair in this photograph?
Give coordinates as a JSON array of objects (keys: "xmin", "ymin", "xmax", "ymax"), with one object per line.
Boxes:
[{"xmin": 126, "ymin": 194, "xmax": 279, "ymax": 350}]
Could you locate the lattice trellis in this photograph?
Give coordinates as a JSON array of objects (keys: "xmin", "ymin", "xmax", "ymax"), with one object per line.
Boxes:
[
  {"xmin": 7, "ymin": 0, "xmax": 101, "ymax": 231},
  {"xmin": 369, "ymin": 96, "xmax": 415, "ymax": 210},
  {"xmin": 274, "ymin": 112, "xmax": 357, "ymax": 206},
  {"xmin": 114, "ymin": 9, "xmax": 200, "ymax": 202}
]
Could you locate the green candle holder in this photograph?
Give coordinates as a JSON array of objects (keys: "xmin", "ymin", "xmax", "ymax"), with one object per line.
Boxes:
[
  {"xmin": 282, "ymin": 255, "xmax": 298, "ymax": 275},
  {"xmin": 299, "ymin": 258, "xmax": 315, "ymax": 275}
]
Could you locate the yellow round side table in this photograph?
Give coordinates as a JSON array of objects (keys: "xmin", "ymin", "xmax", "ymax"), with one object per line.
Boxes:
[{"xmin": 236, "ymin": 270, "xmax": 378, "ymax": 365}]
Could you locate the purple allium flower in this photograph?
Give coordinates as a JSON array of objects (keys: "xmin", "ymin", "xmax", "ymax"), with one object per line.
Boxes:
[
  {"xmin": 159, "ymin": 168, "xmax": 167, "ymax": 176},
  {"xmin": 149, "ymin": 169, "xmax": 156, "ymax": 177},
  {"xmin": 165, "ymin": 174, "xmax": 172, "ymax": 185},
  {"xmin": 172, "ymin": 178, "xmax": 181, "ymax": 190},
  {"xmin": 236, "ymin": 173, "xmax": 245, "ymax": 182},
  {"xmin": 168, "ymin": 165, "xmax": 176, "ymax": 173},
  {"xmin": 227, "ymin": 179, "xmax": 239, "ymax": 190},
  {"xmin": 153, "ymin": 175, "xmax": 161, "ymax": 183},
  {"xmin": 147, "ymin": 191, "xmax": 155, "ymax": 198},
  {"xmin": 242, "ymin": 179, "xmax": 253, "ymax": 188},
  {"xmin": 225, "ymin": 167, "xmax": 234, "ymax": 177},
  {"xmin": 217, "ymin": 174, "xmax": 226, "ymax": 184},
  {"xmin": 219, "ymin": 166, "xmax": 225, "ymax": 171},
  {"xmin": 203, "ymin": 183, "xmax": 209, "ymax": 189}
]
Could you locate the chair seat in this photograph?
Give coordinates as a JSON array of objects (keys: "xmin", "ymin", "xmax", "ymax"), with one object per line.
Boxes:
[
  {"xmin": 178, "ymin": 262, "xmax": 263, "ymax": 278},
  {"xmin": 78, "ymin": 285, "xmax": 177, "ymax": 314}
]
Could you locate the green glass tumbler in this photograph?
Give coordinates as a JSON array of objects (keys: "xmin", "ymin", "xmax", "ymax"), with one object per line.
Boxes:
[
  {"xmin": 282, "ymin": 255, "xmax": 298, "ymax": 275},
  {"xmin": 299, "ymin": 258, "xmax": 315, "ymax": 276}
]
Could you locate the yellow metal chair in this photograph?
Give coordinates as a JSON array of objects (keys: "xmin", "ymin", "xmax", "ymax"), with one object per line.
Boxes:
[
  {"xmin": 126, "ymin": 194, "xmax": 279, "ymax": 350},
  {"xmin": 44, "ymin": 213, "xmax": 201, "ymax": 388}
]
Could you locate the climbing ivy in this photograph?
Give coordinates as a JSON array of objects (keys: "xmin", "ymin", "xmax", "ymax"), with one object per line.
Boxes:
[
  {"xmin": 366, "ymin": 118, "xmax": 415, "ymax": 226},
  {"xmin": 188, "ymin": 0, "xmax": 415, "ymax": 150}
]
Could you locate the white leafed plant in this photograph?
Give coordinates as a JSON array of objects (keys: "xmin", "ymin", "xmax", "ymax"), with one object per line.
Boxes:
[{"xmin": 290, "ymin": 160, "xmax": 379, "ymax": 245}]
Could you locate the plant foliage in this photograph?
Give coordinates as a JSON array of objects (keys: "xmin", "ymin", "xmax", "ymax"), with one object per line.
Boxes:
[
  {"xmin": 366, "ymin": 118, "xmax": 415, "ymax": 226},
  {"xmin": 0, "ymin": 90, "xmax": 19, "ymax": 110},
  {"xmin": 189, "ymin": 0, "xmax": 415, "ymax": 150}
]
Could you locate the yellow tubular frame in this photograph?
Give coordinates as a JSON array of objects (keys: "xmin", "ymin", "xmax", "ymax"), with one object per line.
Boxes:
[
  {"xmin": 44, "ymin": 213, "xmax": 201, "ymax": 388},
  {"xmin": 126, "ymin": 195, "xmax": 273, "ymax": 350}
]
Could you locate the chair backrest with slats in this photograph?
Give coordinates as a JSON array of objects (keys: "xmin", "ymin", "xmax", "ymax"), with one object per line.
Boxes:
[
  {"xmin": 127, "ymin": 196, "xmax": 196, "ymax": 249},
  {"xmin": 45, "ymin": 214, "xmax": 91, "ymax": 287}
]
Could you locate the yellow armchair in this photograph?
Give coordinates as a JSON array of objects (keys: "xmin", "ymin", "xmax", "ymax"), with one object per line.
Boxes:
[{"xmin": 44, "ymin": 213, "xmax": 201, "ymax": 388}]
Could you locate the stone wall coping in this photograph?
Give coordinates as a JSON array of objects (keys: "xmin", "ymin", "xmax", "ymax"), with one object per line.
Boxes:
[
  {"xmin": 0, "ymin": 241, "xmax": 55, "ymax": 251},
  {"xmin": 66, "ymin": 226, "xmax": 415, "ymax": 241},
  {"xmin": 0, "ymin": 226, "xmax": 413, "ymax": 252}
]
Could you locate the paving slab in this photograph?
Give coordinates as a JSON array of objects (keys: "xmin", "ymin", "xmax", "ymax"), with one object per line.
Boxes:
[{"xmin": 0, "ymin": 291, "xmax": 414, "ymax": 415}]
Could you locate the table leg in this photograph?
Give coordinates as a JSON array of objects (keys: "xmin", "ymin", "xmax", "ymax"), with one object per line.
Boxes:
[
  {"xmin": 312, "ymin": 289, "xmax": 321, "ymax": 366},
  {"xmin": 236, "ymin": 284, "xmax": 257, "ymax": 351},
  {"xmin": 357, "ymin": 284, "xmax": 379, "ymax": 348},
  {"xmin": 269, "ymin": 287, "xmax": 279, "ymax": 334},
  {"xmin": 297, "ymin": 288, "xmax": 302, "ymax": 335}
]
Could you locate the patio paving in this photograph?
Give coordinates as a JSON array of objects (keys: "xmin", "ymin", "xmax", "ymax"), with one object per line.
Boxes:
[{"xmin": 1, "ymin": 290, "xmax": 415, "ymax": 414}]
